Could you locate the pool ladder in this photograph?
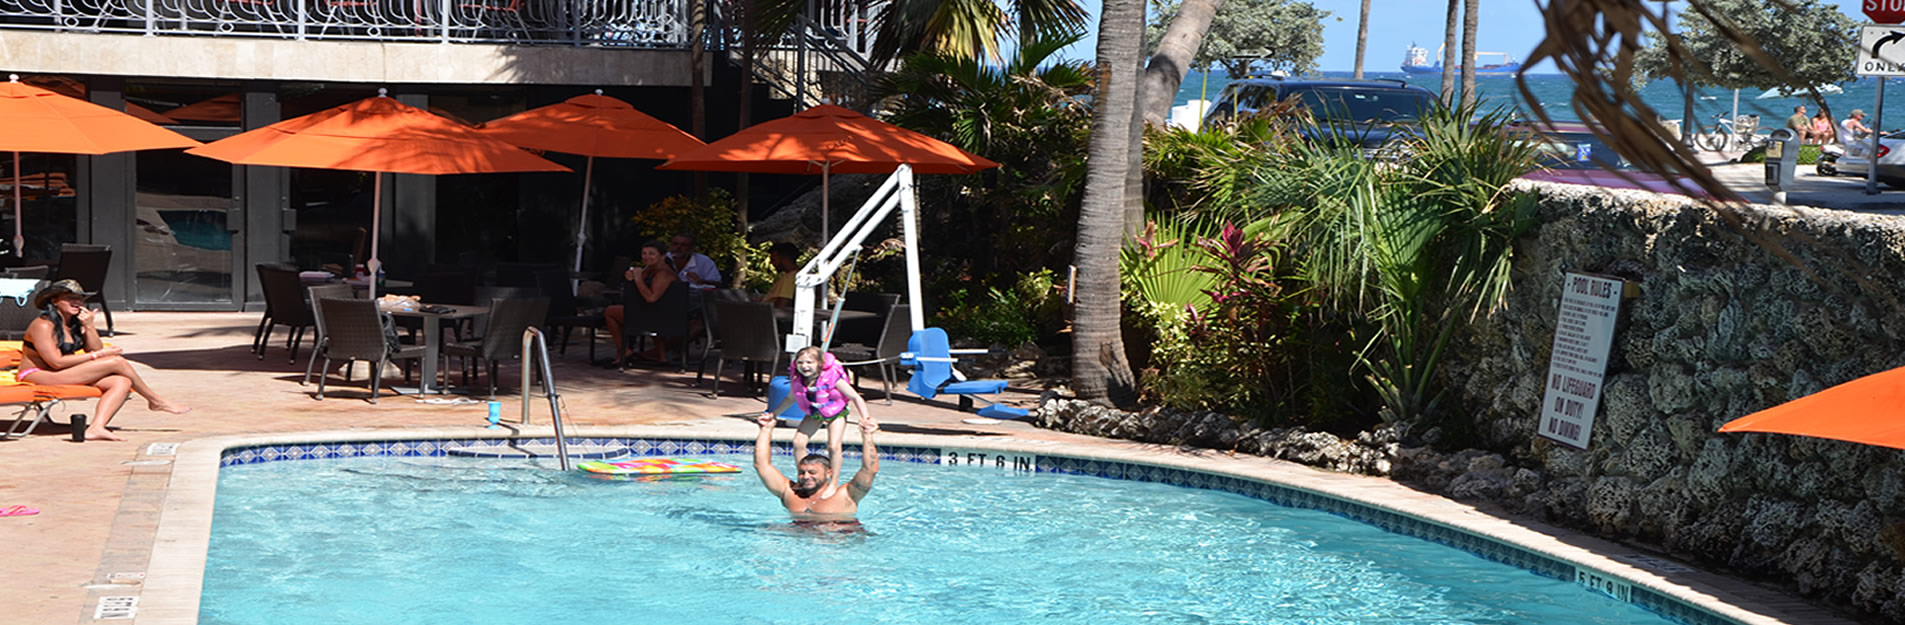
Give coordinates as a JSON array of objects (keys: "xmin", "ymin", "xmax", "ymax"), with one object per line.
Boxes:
[{"xmin": 518, "ymin": 327, "xmax": 573, "ymax": 471}]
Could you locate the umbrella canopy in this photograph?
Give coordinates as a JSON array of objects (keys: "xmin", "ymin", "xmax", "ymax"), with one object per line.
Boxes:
[
  {"xmin": 188, "ymin": 92, "xmax": 568, "ymax": 296},
  {"xmin": 478, "ymin": 92, "xmax": 705, "ymax": 159},
  {"xmin": 478, "ymin": 92, "xmax": 706, "ymax": 276},
  {"xmin": 0, "ymin": 74, "xmax": 202, "ymax": 253},
  {"xmin": 657, "ymin": 103, "xmax": 997, "ymax": 241},
  {"xmin": 1719, "ymin": 365, "xmax": 1905, "ymax": 449},
  {"xmin": 656, "ymin": 104, "xmax": 997, "ymax": 175}
]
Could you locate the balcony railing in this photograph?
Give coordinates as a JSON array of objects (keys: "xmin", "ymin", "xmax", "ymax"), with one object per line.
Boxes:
[{"xmin": 0, "ymin": 0, "xmax": 691, "ymax": 45}]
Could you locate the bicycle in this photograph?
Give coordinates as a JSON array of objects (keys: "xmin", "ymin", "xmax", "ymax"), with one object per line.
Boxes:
[{"xmin": 1694, "ymin": 113, "xmax": 1766, "ymax": 152}]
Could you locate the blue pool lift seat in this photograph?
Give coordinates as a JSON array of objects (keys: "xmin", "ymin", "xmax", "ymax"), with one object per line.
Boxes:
[{"xmin": 901, "ymin": 327, "xmax": 1028, "ymax": 420}]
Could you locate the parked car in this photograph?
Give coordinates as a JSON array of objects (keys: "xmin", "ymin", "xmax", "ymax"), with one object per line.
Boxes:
[
  {"xmin": 1514, "ymin": 120, "xmax": 1713, "ymax": 198},
  {"xmin": 1203, "ymin": 76, "xmax": 1436, "ymax": 152},
  {"xmin": 1816, "ymin": 130, "xmax": 1905, "ymax": 186}
]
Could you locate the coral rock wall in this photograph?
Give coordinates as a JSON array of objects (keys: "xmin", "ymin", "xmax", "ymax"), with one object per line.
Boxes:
[{"xmin": 1440, "ymin": 183, "xmax": 1905, "ymax": 619}]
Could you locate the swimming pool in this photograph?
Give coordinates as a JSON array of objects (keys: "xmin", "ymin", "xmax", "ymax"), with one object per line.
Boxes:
[{"xmin": 199, "ymin": 445, "xmax": 1693, "ymax": 625}]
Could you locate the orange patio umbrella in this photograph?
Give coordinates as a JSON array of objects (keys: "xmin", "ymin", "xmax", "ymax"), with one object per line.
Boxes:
[
  {"xmin": 0, "ymin": 74, "xmax": 201, "ymax": 255},
  {"xmin": 187, "ymin": 90, "xmax": 569, "ymax": 297},
  {"xmin": 1719, "ymin": 366, "xmax": 1905, "ymax": 449},
  {"xmin": 656, "ymin": 103, "xmax": 998, "ymax": 242},
  {"xmin": 478, "ymin": 91, "xmax": 706, "ymax": 277}
]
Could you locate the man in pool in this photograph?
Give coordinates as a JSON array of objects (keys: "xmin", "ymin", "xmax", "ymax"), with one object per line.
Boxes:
[{"xmin": 753, "ymin": 411, "xmax": 879, "ymax": 523}]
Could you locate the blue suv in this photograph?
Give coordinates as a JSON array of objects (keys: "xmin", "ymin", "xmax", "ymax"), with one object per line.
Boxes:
[{"xmin": 1203, "ymin": 77, "xmax": 1437, "ymax": 151}]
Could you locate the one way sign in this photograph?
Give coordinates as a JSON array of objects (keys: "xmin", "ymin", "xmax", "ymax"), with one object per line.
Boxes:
[{"xmin": 1860, "ymin": 25, "xmax": 1905, "ymax": 76}]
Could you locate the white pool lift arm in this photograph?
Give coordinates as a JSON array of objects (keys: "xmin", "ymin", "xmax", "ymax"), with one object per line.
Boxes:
[{"xmin": 786, "ymin": 164, "xmax": 927, "ymax": 353}]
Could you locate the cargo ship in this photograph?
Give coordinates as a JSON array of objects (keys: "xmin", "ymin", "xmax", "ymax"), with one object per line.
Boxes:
[{"xmin": 1401, "ymin": 43, "xmax": 1522, "ymax": 75}]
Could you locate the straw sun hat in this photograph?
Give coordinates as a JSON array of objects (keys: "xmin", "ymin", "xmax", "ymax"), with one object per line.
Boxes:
[{"xmin": 29, "ymin": 279, "xmax": 93, "ymax": 309}]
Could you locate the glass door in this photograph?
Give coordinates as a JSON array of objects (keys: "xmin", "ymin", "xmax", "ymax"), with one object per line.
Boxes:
[{"xmin": 131, "ymin": 129, "xmax": 241, "ymax": 309}]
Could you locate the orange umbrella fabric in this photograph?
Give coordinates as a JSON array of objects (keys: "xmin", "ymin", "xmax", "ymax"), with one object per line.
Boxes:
[
  {"xmin": 477, "ymin": 92, "xmax": 705, "ymax": 160},
  {"xmin": 0, "ymin": 75, "xmax": 201, "ymax": 254},
  {"xmin": 656, "ymin": 104, "xmax": 997, "ymax": 175},
  {"xmin": 478, "ymin": 92, "xmax": 706, "ymax": 275},
  {"xmin": 1719, "ymin": 366, "xmax": 1905, "ymax": 449},
  {"xmin": 188, "ymin": 94, "xmax": 567, "ymax": 175},
  {"xmin": 188, "ymin": 93, "xmax": 567, "ymax": 296}
]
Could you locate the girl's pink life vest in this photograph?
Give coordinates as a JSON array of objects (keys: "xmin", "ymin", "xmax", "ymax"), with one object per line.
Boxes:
[{"xmin": 790, "ymin": 352, "xmax": 849, "ymax": 418}]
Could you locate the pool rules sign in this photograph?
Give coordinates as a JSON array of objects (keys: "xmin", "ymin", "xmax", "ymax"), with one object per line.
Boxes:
[{"xmin": 1539, "ymin": 272, "xmax": 1624, "ymax": 449}]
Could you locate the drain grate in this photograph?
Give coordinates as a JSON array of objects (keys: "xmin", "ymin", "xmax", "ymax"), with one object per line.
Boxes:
[{"xmin": 93, "ymin": 596, "xmax": 137, "ymax": 620}]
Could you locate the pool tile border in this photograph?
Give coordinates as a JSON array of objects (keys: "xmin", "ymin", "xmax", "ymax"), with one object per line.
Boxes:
[{"xmin": 213, "ymin": 435, "xmax": 1741, "ymax": 625}]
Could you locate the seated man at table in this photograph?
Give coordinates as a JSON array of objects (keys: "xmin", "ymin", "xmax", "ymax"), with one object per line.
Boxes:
[
  {"xmin": 667, "ymin": 233, "xmax": 721, "ymax": 290},
  {"xmin": 763, "ymin": 242, "xmax": 798, "ymax": 309}
]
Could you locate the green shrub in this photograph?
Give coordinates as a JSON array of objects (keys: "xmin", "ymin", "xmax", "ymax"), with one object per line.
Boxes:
[
  {"xmin": 629, "ymin": 188, "xmax": 746, "ymax": 283},
  {"xmin": 935, "ymin": 283, "xmax": 1039, "ymax": 347},
  {"xmin": 1739, "ymin": 143, "xmax": 1822, "ymax": 164}
]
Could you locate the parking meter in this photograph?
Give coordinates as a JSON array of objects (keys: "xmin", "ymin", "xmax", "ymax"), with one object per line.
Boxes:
[{"xmin": 1765, "ymin": 128, "xmax": 1799, "ymax": 201}]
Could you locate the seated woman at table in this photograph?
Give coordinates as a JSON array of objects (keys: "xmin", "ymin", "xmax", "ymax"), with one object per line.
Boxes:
[
  {"xmin": 17, "ymin": 279, "xmax": 189, "ymax": 441},
  {"xmin": 763, "ymin": 242, "xmax": 798, "ymax": 309},
  {"xmin": 599, "ymin": 241, "xmax": 678, "ymax": 367}
]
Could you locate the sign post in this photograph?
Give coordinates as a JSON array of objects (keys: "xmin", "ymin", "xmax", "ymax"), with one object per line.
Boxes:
[{"xmin": 1855, "ymin": 24, "xmax": 1905, "ymax": 194}]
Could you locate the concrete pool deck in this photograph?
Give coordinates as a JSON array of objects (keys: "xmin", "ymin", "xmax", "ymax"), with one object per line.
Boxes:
[{"xmin": 0, "ymin": 312, "xmax": 1858, "ymax": 625}]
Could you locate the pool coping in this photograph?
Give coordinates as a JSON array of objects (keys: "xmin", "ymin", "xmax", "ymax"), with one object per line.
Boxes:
[{"xmin": 128, "ymin": 425, "xmax": 1853, "ymax": 625}]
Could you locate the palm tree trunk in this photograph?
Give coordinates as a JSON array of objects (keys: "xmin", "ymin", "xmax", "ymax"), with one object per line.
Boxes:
[
  {"xmin": 1440, "ymin": 0, "xmax": 1458, "ymax": 102},
  {"xmin": 1072, "ymin": 0, "xmax": 1143, "ymax": 407},
  {"xmin": 1138, "ymin": 0, "xmax": 1223, "ymax": 126},
  {"xmin": 1460, "ymin": 0, "xmax": 1478, "ymax": 107},
  {"xmin": 1131, "ymin": 0, "xmax": 1224, "ymax": 236},
  {"xmin": 690, "ymin": 0, "xmax": 707, "ymax": 203},
  {"xmin": 1353, "ymin": 0, "xmax": 1371, "ymax": 79}
]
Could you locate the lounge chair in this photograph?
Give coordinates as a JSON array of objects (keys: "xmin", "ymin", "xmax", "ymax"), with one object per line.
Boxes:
[
  {"xmin": 901, "ymin": 327, "xmax": 1028, "ymax": 420},
  {"xmin": 0, "ymin": 345, "xmax": 103, "ymax": 439}
]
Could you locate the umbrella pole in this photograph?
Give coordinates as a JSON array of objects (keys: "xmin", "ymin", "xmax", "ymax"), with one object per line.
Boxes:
[
  {"xmin": 368, "ymin": 173, "xmax": 383, "ymax": 300},
  {"xmin": 821, "ymin": 161, "xmax": 830, "ymax": 245},
  {"xmin": 11, "ymin": 151, "xmax": 21, "ymax": 257},
  {"xmin": 572, "ymin": 155, "xmax": 595, "ymax": 291}
]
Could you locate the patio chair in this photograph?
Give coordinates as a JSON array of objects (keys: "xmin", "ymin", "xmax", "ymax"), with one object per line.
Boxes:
[
  {"xmin": 254, "ymin": 264, "xmax": 318, "ymax": 363},
  {"xmin": 836, "ymin": 292, "xmax": 899, "ymax": 345},
  {"xmin": 313, "ymin": 298, "xmax": 427, "ymax": 404},
  {"xmin": 832, "ymin": 304, "xmax": 910, "ymax": 405},
  {"xmin": 55, "ymin": 243, "xmax": 112, "ymax": 336},
  {"xmin": 301, "ymin": 283, "xmax": 356, "ymax": 386},
  {"xmin": 441, "ymin": 296, "xmax": 548, "ymax": 397},
  {"xmin": 903, "ymin": 327, "xmax": 1028, "ymax": 420},
  {"xmin": 623, "ymin": 280, "xmax": 692, "ymax": 371},
  {"xmin": 535, "ymin": 269, "xmax": 603, "ymax": 359},
  {"xmin": 3, "ymin": 265, "xmax": 49, "ymax": 279},
  {"xmin": 0, "ymin": 278, "xmax": 44, "ymax": 341},
  {"xmin": 697, "ymin": 300, "xmax": 783, "ymax": 397}
]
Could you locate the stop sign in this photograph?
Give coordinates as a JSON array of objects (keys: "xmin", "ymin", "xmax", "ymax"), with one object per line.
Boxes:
[{"xmin": 1869, "ymin": 0, "xmax": 1905, "ymax": 24}]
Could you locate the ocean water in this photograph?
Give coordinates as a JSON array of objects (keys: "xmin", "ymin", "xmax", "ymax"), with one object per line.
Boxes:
[{"xmin": 1174, "ymin": 70, "xmax": 1905, "ymax": 129}]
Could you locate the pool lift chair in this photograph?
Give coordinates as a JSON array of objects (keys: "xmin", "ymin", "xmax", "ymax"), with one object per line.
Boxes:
[{"xmin": 784, "ymin": 165, "xmax": 1028, "ymax": 423}]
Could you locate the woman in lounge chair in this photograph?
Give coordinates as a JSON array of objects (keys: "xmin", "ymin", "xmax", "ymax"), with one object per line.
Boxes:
[{"xmin": 17, "ymin": 279, "xmax": 188, "ymax": 441}]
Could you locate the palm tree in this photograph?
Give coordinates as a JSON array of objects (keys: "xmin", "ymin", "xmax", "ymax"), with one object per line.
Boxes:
[
  {"xmin": 1072, "ymin": 0, "xmax": 1144, "ymax": 406},
  {"xmin": 869, "ymin": 0, "xmax": 1086, "ymax": 64},
  {"xmin": 1353, "ymin": 0, "xmax": 1371, "ymax": 79},
  {"xmin": 1440, "ymin": 0, "xmax": 1458, "ymax": 102},
  {"xmin": 1460, "ymin": 0, "xmax": 1478, "ymax": 107}
]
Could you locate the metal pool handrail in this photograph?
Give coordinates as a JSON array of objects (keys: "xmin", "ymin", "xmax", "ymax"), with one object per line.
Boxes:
[{"xmin": 519, "ymin": 326, "xmax": 572, "ymax": 471}]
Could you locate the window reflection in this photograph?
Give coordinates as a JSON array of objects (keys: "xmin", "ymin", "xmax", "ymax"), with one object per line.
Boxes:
[{"xmin": 134, "ymin": 148, "xmax": 233, "ymax": 304}]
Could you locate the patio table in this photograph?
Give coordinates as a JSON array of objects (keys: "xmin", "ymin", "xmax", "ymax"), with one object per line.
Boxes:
[
  {"xmin": 774, "ymin": 308, "xmax": 877, "ymax": 345},
  {"xmin": 384, "ymin": 302, "xmax": 487, "ymax": 394}
]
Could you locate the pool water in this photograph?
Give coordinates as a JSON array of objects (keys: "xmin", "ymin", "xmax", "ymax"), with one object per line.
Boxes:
[{"xmin": 201, "ymin": 454, "xmax": 1679, "ymax": 625}]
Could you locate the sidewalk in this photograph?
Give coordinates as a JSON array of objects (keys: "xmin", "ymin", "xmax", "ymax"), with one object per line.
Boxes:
[{"xmin": 1704, "ymin": 152, "xmax": 1905, "ymax": 213}]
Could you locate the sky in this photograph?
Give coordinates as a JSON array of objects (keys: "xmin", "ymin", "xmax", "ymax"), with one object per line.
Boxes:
[{"xmin": 1055, "ymin": 1, "xmax": 1876, "ymax": 73}]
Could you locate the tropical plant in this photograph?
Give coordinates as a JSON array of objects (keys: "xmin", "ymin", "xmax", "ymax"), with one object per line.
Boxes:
[
  {"xmin": 935, "ymin": 269, "xmax": 1063, "ymax": 347},
  {"xmin": 1269, "ymin": 103, "xmax": 1541, "ymax": 437},
  {"xmin": 629, "ymin": 188, "xmax": 747, "ymax": 277},
  {"xmin": 1633, "ymin": 0, "xmax": 1856, "ymax": 96},
  {"xmin": 1145, "ymin": 0, "xmax": 1328, "ymax": 79},
  {"xmin": 869, "ymin": 0, "xmax": 1088, "ymax": 64},
  {"xmin": 876, "ymin": 31, "xmax": 1093, "ymax": 292}
]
